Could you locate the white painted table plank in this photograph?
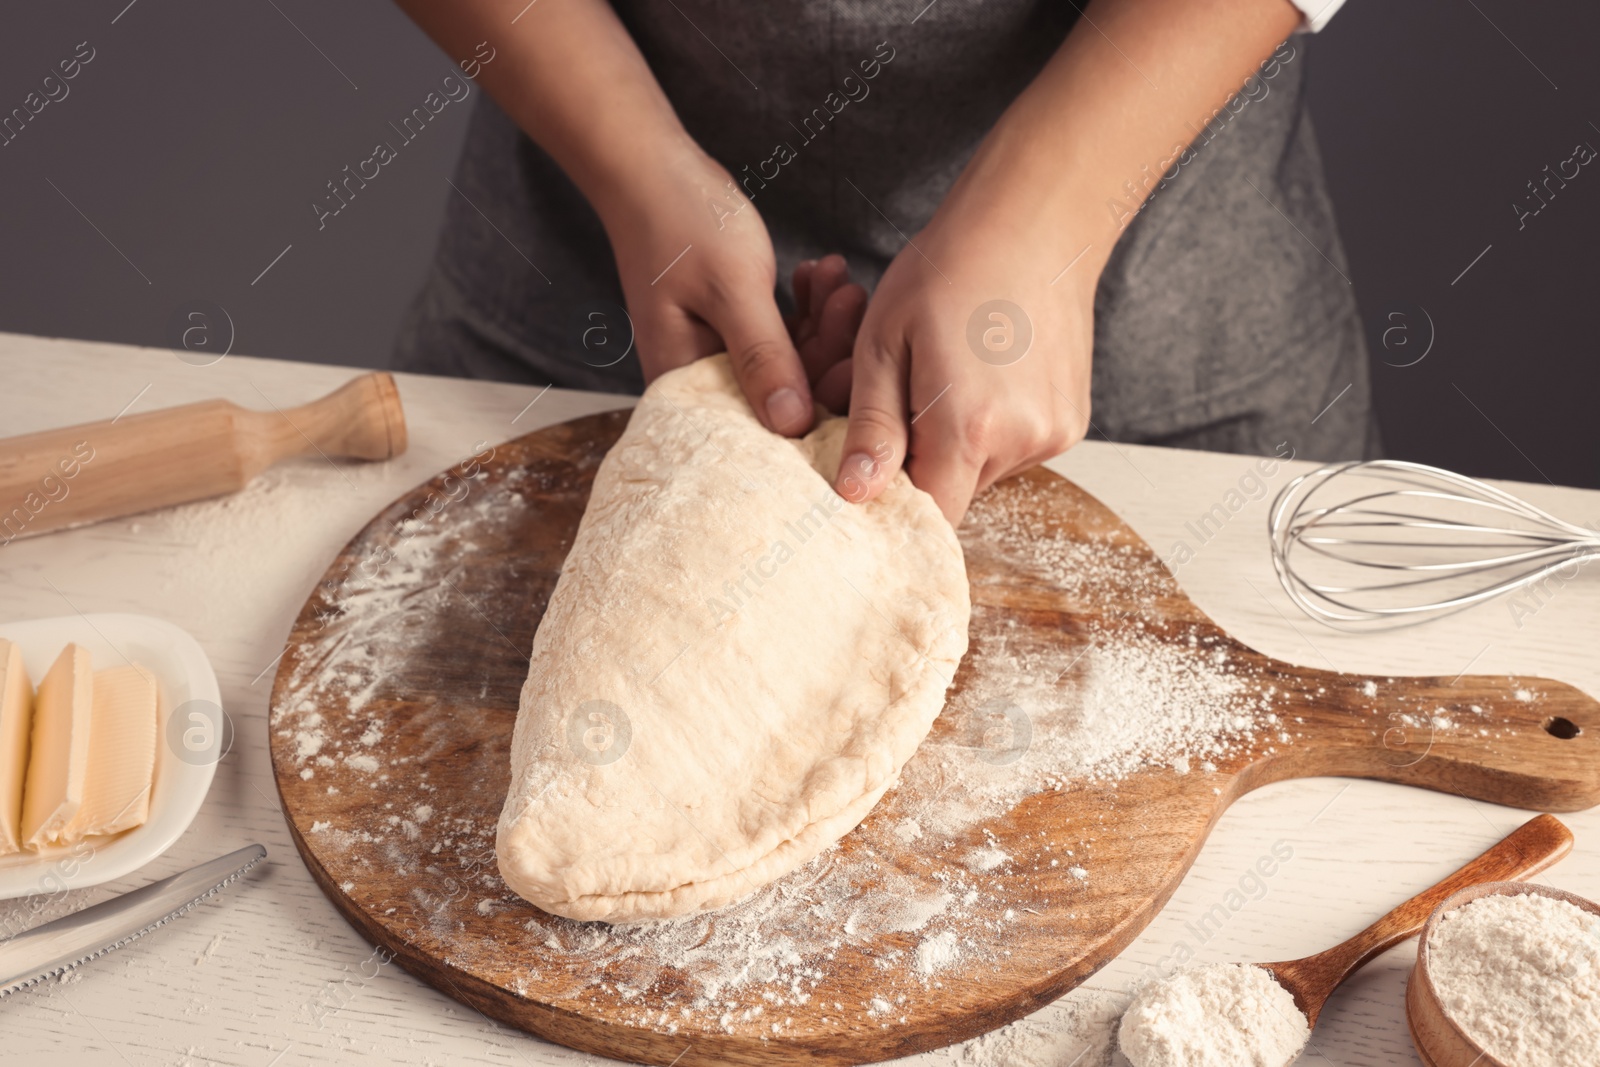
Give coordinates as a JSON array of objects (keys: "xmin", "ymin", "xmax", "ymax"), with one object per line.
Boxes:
[{"xmin": 2, "ymin": 332, "xmax": 1595, "ymax": 1066}]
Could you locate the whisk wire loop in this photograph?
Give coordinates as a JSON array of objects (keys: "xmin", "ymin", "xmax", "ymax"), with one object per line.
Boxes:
[{"xmin": 1268, "ymin": 459, "xmax": 1600, "ymax": 630}]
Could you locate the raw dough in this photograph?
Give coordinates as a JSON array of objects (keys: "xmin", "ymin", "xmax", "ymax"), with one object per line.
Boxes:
[{"xmin": 496, "ymin": 355, "xmax": 969, "ymax": 922}]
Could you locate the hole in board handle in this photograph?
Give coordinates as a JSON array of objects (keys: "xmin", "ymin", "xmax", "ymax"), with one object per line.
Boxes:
[{"xmin": 1544, "ymin": 717, "xmax": 1582, "ymax": 740}]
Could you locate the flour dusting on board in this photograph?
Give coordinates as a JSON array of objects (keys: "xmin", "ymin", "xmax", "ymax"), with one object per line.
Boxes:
[
  {"xmin": 274, "ymin": 454, "xmax": 524, "ymax": 734},
  {"xmin": 269, "ymin": 470, "xmax": 1479, "ymax": 1044}
]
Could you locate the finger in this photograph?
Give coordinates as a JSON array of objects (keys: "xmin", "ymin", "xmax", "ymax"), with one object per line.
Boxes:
[
  {"xmin": 792, "ymin": 258, "xmax": 818, "ymax": 333},
  {"xmin": 816, "ymin": 282, "xmax": 866, "ymax": 369},
  {"xmin": 814, "ymin": 357, "xmax": 851, "ymax": 414},
  {"xmin": 905, "ymin": 400, "xmax": 986, "ymax": 526},
  {"xmin": 798, "ymin": 282, "xmax": 866, "ymax": 385},
  {"xmin": 807, "ymin": 254, "xmax": 849, "ymax": 322},
  {"xmin": 834, "ymin": 329, "xmax": 909, "ymax": 506},
  {"xmin": 710, "ymin": 291, "xmax": 816, "ymax": 436}
]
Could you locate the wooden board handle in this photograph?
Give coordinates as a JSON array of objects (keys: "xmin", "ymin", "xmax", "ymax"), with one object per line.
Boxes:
[
  {"xmin": 0, "ymin": 372, "xmax": 406, "ymax": 543},
  {"xmin": 1247, "ymin": 668, "xmax": 1600, "ymax": 812},
  {"xmin": 1266, "ymin": 814, "xmax": 1572, "ymax": 1026}
]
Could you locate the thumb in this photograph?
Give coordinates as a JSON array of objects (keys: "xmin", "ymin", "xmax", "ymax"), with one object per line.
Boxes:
[
  {"xmin": 708, "ymin": 291, "xmax": 815, "ymax": 436},
  {"xmin": 834, "ymin": 331, "xmax": 909, "ymax": 506}
]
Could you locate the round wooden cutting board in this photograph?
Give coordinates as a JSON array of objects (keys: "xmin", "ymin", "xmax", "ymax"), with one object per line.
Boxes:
[{"xmin": 268, "ymin": 409, "xmax": 1600, "ymax": 1066}]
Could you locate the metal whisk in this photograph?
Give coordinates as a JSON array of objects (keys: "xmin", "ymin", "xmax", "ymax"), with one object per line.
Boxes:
[{"xmin": 1268, "ymin": 459, "xmax": 1600, "ymax": 630}]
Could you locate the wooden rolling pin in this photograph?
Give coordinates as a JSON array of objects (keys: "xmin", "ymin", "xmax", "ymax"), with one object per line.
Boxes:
[{"xmin": 0, "ymin": 372, "xmax": 406, "ymax": 543}]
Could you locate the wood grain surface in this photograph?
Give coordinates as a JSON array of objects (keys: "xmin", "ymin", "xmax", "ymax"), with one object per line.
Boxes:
[{"xmin": 267, "ymin": 410, "xmax": 1600, "ymax": 1067}]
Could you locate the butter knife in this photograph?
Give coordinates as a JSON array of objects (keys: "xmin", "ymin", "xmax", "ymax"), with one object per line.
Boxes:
[{"xmin": 0, "ymin": 844, "xmax": 266, "ymax": 996}]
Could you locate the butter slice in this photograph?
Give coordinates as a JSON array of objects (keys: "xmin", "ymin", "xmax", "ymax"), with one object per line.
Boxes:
[
  {"xmin": 67, "ymin": 664, "xmax": 158, "ymax": 838},
  {"xmin": 0, "ymin": 639, "xmax": 35, "ymax": 854},
  {"xmin": 21, "ymin": 644, "xmax": 93, "ymax": 849}
]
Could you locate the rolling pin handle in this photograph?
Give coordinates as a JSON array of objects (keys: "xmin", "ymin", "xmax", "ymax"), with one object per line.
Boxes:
[
  {"xmin": 279, "ymin": 372, "xmax": 408, "ymax": 462},
  {"xmin": 0, "ymin": 371, "xmax": 410, "ymax": 541}
]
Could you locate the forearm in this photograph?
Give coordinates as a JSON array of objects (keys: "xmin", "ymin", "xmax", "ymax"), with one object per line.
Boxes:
[
  {"xmin": 398, "ymin": 1, "xmax": 821, "ymax": 429},
  {"xmin": 938, "ymin": 0, "xmax": 1302, "ymax": 277},
  {"xmin": 394, "ymin": 0, "xmax": 693, "ymax": 220}
]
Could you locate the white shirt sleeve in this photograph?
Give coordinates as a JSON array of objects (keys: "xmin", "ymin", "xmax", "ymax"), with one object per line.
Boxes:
[{"xmin": 1290, "ymin": 0, "xmax": 1346, "ymax": 32}]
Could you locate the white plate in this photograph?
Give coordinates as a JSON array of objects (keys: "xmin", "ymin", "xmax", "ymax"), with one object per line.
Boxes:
[{"xmin": 0, "ymin": 613, "xmax": 222, "ymax": 898}]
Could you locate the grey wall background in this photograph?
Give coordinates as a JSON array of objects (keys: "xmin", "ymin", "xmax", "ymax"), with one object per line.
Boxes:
[
  {"xmin": 1311, "ymin": 0, "xmax": 1599, "ymax": 491},
  {"xmin": 0, "ymin": 1, "xmax": 472, "ymax": 380},
  {"xmin": 1, "ymin": 1, "xmax": 1595, "ymax": 488}
]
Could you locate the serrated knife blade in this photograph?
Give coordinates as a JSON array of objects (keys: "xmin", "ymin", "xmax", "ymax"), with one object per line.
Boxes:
[{"xmin": 0, "ymin": 844, "xmax": 266, "ymax": 997}]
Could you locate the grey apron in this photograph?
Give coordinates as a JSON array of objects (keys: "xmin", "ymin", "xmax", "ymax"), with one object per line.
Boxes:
[{"xmin": 394, "ymin": 0, "xmax": 1379, "ymax": 461}]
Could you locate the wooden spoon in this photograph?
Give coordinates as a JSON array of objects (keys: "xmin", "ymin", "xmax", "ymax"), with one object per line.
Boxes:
[{"xmin": 1262, "ymin": 813, "xmax": 1574, "ymax": 1028}]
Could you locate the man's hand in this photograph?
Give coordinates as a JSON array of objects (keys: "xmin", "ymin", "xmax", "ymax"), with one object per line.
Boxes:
[
  {"xmin": 392, "ymin": 0, "xmax": 864, "ymax": 436},
  {"xmin": 833, "ymin": 210, "xmax": 1095, "ymax": 525},
  {"xmin": 830, "ymin": 0, "xmax": 1301, "ymax": 524}
]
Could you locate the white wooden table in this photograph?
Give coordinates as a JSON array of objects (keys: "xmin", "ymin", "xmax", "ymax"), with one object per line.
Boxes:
[{"xmin": 2, "ymin": 332, "xmax": 1595, "ymax": 1067}]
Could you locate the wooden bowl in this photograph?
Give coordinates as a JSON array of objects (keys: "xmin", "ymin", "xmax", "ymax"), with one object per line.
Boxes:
[{"xmin": 1406, "ymin": 879, "xmax": 1600, "ymax": 1067}]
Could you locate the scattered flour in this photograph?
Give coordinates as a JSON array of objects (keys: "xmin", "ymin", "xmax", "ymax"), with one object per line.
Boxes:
[
  {"xmin": 914, "ymin": 931, "xmax": 961, "ymax": 977},
  {"xmin": 294, "ymin": 730, "xmax": 324, "ymax": 760},
  {"xmin": 966, "ymin": 847, "xmax": 1010, "ymax": 872},
  {"xmin": 1117, "ymin": 963, "xmax": 1309, "ymax": 1067},
  {"xmin": 1428, "ymin": 891, "xmax": 1600, "ymax": 1067},
  {"xmin": 960, "ymin": 989, "xmax": 1126, "ymax": 1067},
  {"xmin": 152, "ymin": 461, "xmax": 396, "ymax": 639},
  {"xmin": 910, "ymin": 620, "xmax": 1273, "ymax": 834},
  {"xmin": 1057, "ymin": 634, "xmax": 1254, "ymax": 782}
]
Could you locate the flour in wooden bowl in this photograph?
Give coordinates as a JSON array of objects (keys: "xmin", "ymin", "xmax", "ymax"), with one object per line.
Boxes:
[{"xmin": 1428, "ymin": 891, "xmax": 1600, "ymax": 1066}]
